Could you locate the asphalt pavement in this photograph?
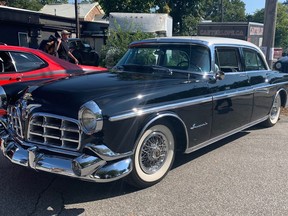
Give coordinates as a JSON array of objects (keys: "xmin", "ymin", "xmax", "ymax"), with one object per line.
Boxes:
[{"xmin": 1, "ymin": 115, "xmax": 288, "ymax": 216}]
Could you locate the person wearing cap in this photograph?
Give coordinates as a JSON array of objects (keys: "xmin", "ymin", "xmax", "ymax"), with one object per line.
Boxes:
[{"xmin": 56, "ymin": 30, "xmax": 79, "ymax": 64}]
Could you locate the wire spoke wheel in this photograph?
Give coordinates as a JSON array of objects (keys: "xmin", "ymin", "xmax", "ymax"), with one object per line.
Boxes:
[
  {"xmin": 140, "ymin": 132, "xmax": 169, "ymax": 174},
  {"xmin": 128, "ymin": 124, "xmax": 175, "ymax": 188},
  {"xmin": 262, "ymin": 93, "xmax": 281, "ymax": 127}
]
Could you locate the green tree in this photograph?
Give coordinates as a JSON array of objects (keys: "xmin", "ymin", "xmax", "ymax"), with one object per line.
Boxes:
[
  {"xmin": 100, "ymin": 21, "xmax": 154, "ymax": 68},
  {"xmin": 164, "ymin": 0, "xmax": 202, "ymax": 35},
  {"xmin": 246, "ymin": 9, "xmax": 264, "ymax": 23},
  {"xmin": 5, "ymin": 0, "xmax": 68, "ymax": 11},
  {"xmin": 246, "ymin": 3, "xmax": 288, "ymax": 50},
  {"xmin": 6, "ymin": 0, "xmax": 43, "ymax": 10},
  {"xmin": 98, "ymin": 0, "xmax": 155, "ymax": 16},
  {"xmin": 275, "ymin": 3, "xmax": 288, "ymax": 49},
  {"xmin": 201, "ymin": 0, "xmax": 246, "ymax": 22}
]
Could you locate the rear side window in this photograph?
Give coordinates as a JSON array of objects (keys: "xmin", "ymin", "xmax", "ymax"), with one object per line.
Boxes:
[
  {"xmin": 215, "ymin": 47, "xmax": 241, "ymax": 72},
  {"xmin": 10, "ymin": 52, "xmax": 47, "ymax": 72},
  {"xmin": 0, "ymin": 51, "xmax": 15, "ymax": 72},
  {"xmin": 243, "ymin": 48, "xmax": 267, "ymax": 71}
]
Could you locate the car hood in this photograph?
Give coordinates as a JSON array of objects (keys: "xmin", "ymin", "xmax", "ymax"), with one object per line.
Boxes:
[{"xmin": 23, "ymin": 71, "xmax": 205, "ymax": 118}]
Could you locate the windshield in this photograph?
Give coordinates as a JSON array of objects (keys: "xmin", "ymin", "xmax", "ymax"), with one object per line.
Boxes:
[{"xmin": 116, "ymin": 44, "xmax": 211, "ymax": 73}]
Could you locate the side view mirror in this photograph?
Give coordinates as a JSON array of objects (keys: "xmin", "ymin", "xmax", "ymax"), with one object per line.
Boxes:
[{"xmin": 215, "ymin": 71, "xmax": 225, "ymax": 80}]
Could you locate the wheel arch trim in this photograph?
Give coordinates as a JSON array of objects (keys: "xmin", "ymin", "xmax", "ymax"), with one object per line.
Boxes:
[
  {"xmin": 277, "ymin": 87, "xmax": 288, "ymax": 107},
  {"xmin": 133, "ymin": 111, "xmax": 189, "ymax": 154}
]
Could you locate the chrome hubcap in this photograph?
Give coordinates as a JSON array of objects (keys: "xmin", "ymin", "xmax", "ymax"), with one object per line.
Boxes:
[
  {"xmin": 140, "ymin": 132, "xmax": 168, "ymax": 174},
  {"xmin": 270, "ymin": 95, "xmax": 280, "ymax": 120}
]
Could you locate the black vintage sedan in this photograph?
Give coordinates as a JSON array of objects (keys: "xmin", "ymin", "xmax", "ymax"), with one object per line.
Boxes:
[{"xmin": 1, "ymin": 36, "xmax": 288, "ymax": 188}]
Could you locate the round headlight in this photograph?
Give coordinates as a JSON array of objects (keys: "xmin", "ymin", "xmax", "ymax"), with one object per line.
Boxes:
[
  {"xmin": 79, "ymin": 101, "xmax": 103, "ymax": 135},
  {"xmin": 82, "ymin": 109, "xmax": 97, "ymax": 132},
  {"xmin": 275, "ymin": 62, "xmax": 282, "ymax": 70}
]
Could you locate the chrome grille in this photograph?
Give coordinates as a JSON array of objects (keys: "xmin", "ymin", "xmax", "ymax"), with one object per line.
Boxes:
[
  {"xmin": 28, "ymin": 113, "xmax": 81, "ymax": 150},
  {"xmin": 7, "ymin": 105, "xmax": 24, "ymax": 138}
]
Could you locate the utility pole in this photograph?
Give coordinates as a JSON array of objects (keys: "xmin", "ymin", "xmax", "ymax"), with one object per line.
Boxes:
[
  {"xmin": 262, "ymin": 0, "xmax": 277, "ymax": 68},
  {"xmin": 75, "ymin": 0, "xmax": 80, "ymax": 38},
  {"xmin": 221, "ymin": 0, "xmax": 224, "ymax": 22}
]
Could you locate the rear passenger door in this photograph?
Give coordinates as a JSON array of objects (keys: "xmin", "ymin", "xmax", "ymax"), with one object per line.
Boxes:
[
  {"xmin": 243, "ymin": 48, "xmax": 275, "ymax": 121},
  {"xmin": 209, "ymin": 46, "xmax": 253, "ymax": 138}
]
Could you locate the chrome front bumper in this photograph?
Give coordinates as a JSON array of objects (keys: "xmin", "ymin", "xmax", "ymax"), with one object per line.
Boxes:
[{"xmin": 0, "ymin": 129, "xmax": 133, "ymax": 183}]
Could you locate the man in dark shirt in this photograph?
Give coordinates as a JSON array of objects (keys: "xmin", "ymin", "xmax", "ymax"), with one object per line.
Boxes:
[{"xmin": 56, "ymin": 30, "xmax": 79, "ymax": 64}]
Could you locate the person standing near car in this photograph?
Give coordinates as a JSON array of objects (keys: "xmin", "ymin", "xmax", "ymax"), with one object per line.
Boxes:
[{"xmin": 56, "ymin": 30, "xmax": 79, "ymax": 64}]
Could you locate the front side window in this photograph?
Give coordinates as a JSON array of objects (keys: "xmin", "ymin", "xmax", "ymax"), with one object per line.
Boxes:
[
  {"xmin": 10, "ymin": 52, "xmax": 47, "ymax": 72},
  {"xmin": 243, "ymin": 48, "xmax": 267, "ymax": 71}
]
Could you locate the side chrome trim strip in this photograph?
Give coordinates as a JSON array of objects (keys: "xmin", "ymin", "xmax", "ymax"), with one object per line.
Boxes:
[
  {"xmin": 109, "ymin": 97, "xmax": 212, "ymax": 122},
  {"xmin": 109, "ymin": 87, "xmax": 256, "ymax": 122},
  {"xmin": 184, "ymin": 116, "xmax": 268, "ymax": 154},
  {"xmin": 213, "ymin": 88, "xmax": 253, "ymax": 100}
]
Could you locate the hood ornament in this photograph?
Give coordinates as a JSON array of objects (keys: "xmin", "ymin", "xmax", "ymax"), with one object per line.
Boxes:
[
  {"xmin": 19, "ymin": 93, "xmax": 41, "ymax": 120},
  {"xmin": 23, "ymin": 92, "xmax": 33, "ymax": 101}
]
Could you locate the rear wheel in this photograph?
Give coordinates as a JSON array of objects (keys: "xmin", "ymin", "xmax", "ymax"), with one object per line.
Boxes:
[
  {"xmin": 128, "ymin": 124, "xmax": 175, "ymax": 188},
  {"xmin": 262, "ymin": 93, "xmax": 281, "ymax": 127}
]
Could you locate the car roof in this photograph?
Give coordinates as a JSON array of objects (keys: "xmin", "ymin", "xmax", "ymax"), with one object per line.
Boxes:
[
  {"xmin": 0, "ymin": 45, "xmax": 39, "ymax": 52},
  {"xmin": 130, "ymin": 36, "xmax": 260, "ymax": 49}
]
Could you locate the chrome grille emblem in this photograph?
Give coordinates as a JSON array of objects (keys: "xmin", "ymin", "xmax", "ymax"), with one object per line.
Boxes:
[
  {"xmin": 7, "ymin": 105, "xmax": 24, "ymax": 138},
  {"xmin": 19, "ymin": 99, "xmax": 27, "ymax": 120}
]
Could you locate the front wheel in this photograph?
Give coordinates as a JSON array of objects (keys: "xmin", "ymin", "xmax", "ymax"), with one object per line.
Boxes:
[
  {"xmin": 127, "ymin": 124, "xmax": 175, "ymax": 188},
  {"xmin": 262, "ymin": 93, "xmax": 281, "ymax": 127}
]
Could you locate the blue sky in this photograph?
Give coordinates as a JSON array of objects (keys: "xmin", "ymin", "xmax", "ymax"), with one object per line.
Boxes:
[{"xmin": 243, "ymin": 0, "xmax": 285, "ymax": 14}]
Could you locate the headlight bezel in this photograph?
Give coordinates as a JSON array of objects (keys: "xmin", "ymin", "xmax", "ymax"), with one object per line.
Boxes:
[
  {"xmin": 0, "ymin": 85, "xmax": 7, "ymax": 109},
  {"xmin": 275, "ymin": 62, "xmax": 282, "ymax": 70},
  {"xmin": 78, "ymin": 101, "xmax": 103, "ymax": 135}
]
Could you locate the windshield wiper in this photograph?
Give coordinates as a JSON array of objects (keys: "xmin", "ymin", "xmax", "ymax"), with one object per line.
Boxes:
[
  {"xmin": 150, "ymin": 65, "xmax": 173, "ymax": 75},
  {"xmin": 114, "ymin": 64, "xmax": 173, "ymax": 74}
]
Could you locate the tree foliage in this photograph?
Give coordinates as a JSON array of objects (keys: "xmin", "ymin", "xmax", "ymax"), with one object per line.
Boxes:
[
  {"xmin": 201, "ymin": 0, "xmax": 245, "ymax": 22},
  {"xmin": 99, "ymin": 21, "xmax": 155, "ymax": 68},
  {"xmin": 4, "ymin": 0, "xmax": 68, "ymax": 11},
  {"xmin": 98, "ymin": 0, "xmax": 154, "ymax": 15},
  {"xmin": 274, "ymin": 3, "xmax": 288, "ymax": 49},
  {"xmin": 247, "ymin": 3, "xmax": 288, "ymax": 50}
]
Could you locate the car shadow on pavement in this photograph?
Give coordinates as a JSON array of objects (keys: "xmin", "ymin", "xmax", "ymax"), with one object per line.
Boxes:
[
  {"xmin": 0, "ymin": 157, "xmax": 137, "ymax": 216},
  {"xmin": 28, "ymin": 174, "xmax": 136, "ymax": 216},
  {"xmin": 172, "ymin": 130, "xmax": 250, "ymax": 169}
]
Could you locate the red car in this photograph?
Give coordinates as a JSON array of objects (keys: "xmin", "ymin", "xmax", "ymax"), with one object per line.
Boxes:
[{"xmin": 0, "ymin": 44, "xmax": 106, "ymax": 86}]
